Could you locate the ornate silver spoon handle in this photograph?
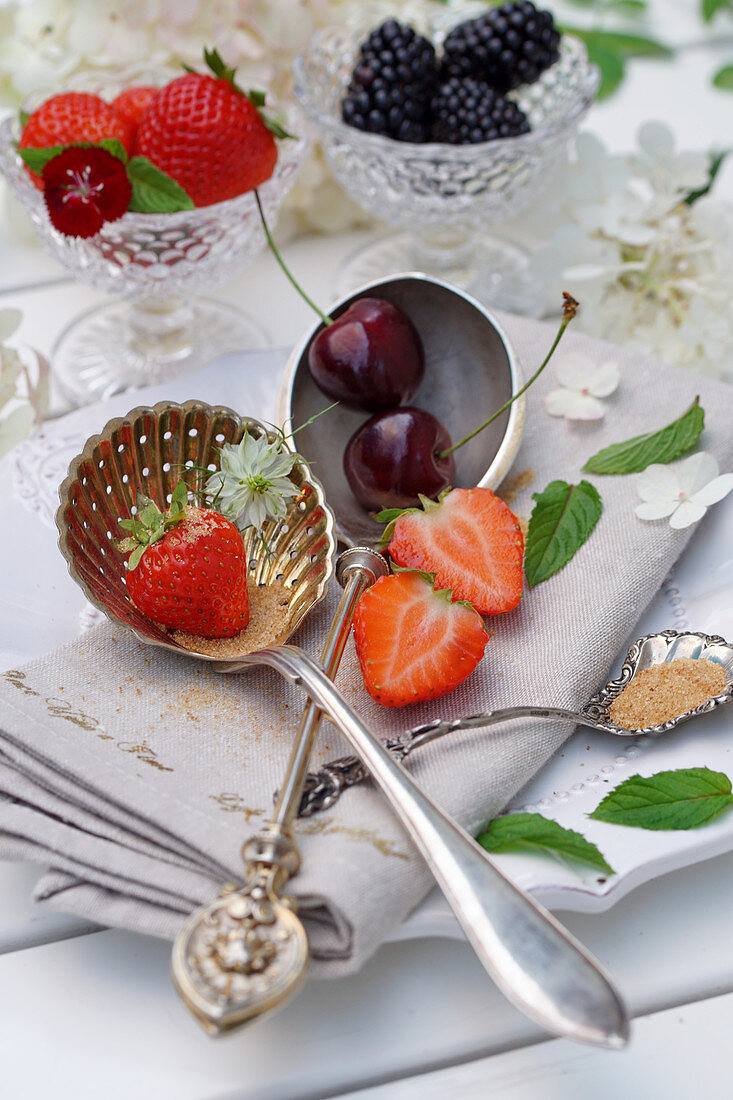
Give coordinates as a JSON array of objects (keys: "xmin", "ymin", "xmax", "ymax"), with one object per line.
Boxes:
[
  {"xmin": 298, "ymin": 706, "xmax": 622, "ymax": 816},
  {"xmin": 172, "ymin": 548, "xmax": 388, "ymax": 1036}
]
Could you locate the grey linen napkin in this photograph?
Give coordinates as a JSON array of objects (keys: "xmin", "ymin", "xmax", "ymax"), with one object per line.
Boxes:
[{"xmin": 1, "ymin": 315, "xmax": 732, "ymax": 977}]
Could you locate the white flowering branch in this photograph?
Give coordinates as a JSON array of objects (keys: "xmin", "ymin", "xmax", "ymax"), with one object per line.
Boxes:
[{"xmin": 0, "ymin": 309, "xmax": 49, "ymax": 460}]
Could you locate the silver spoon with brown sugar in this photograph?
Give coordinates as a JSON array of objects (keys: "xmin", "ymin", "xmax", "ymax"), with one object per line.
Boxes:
[{"xmin": 300, "ymin": 630, "xmax": 733, "ymax": 816}]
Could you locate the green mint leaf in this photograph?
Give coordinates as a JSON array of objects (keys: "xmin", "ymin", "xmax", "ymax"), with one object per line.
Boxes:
[
  {"xmin": 524, "ymin": 480, "xmax": 602, "ymax": 587},
  {"xmin": 590, "ymin": 767, "xmax": 733, "ymax": 830},
  {"xmin": 585, "ymin": 41, "xmax": 626, "ymax": 99},
  {"xmin": 19, "ymin": 139, "xmax": 127, "ymax": 173},
  {"xmin": 19, "ymin": 145, "xmax": 66, "ymax": 171},
  {"xmin": 607, "ymin": 0, "xmax": 647, "ymax": 13},
  {"xmin": 97, "ymin": 138, "xmax": 128, "ymax": 163},
  {"xmin": 478, "ymin": 812, "xmax": 614, "ymax": 874},
  {"xmin": 684, "ymin": 149, "xmax": 728, "ymax": 205},
  {"xmin": 702, "ymin": 0, "xmax": 733, "ymax": 22},
  {"xmin": 712, "ymin": 64, "xmax": 733, "ymax": 91},
  {"xmin": 583, "ymin": 397, "xmax": 704, "ymax": 475},
  {"xmin": 126, "ymin": 156, "xmax": 194, "ymax": 213},
  {"xmin": 566, "ymin": 28, "xmax": 673, "ymax": 59}
]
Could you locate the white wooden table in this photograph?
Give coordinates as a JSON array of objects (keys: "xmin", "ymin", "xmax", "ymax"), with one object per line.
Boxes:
[{"xmin": 2, "ymin": 3, "xmax": 733, "ymax": 1094}]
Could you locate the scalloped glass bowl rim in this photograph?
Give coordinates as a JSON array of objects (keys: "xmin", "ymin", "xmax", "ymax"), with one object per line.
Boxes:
[
  {"xmin": 0, "ymin": 115, "xmax": 305, "ymax": 233},
  {"xmin": 293, "ymin": 31, "xmax": 600, "ymax": 159}
]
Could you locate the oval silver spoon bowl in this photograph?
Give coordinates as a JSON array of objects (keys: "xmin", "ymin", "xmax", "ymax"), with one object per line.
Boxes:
[{"xmin": 276, "ymin": 271, "xmax": 525, "ymax": 547}]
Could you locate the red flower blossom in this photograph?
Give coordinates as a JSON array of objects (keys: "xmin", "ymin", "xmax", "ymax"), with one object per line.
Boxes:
[{"xmin": 42, "ymin": 146, "xmax": 132, "ymax": 238}]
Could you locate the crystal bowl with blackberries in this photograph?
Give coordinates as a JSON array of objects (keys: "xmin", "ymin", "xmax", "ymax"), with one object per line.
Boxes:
[{"xmin": 293, "ymin": 3, "xmax": 599, "ymax": 310}]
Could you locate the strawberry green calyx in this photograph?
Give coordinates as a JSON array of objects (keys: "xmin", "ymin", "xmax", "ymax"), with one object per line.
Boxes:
[
  {"xmin": 389, "ymin": 563, "xmax": 480, "ymax": 613},
  {"xmin": 193, "ymin": 47, "xmax": 294, "ymax": 139},
  {"xmin": 376, "ymin": 488, "xmax": 452, "ymax": 544},
  {"xmin": 116, "ymin": 480, "xmax": 188, "ymax": 570},
  {"xmin": 245, "ymin": 88, "xmax": 293, "ymax": 140},
  {"xmin": 389, "ymin": 562, "xmax": 437, "ymax": 587}
]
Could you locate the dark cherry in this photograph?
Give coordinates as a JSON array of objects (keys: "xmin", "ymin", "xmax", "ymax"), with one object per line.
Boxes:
[
  {"xmin": 308, "ymin": 298, "xmax": 425, "ymax": 412},
  {"xmin": 343, "ymin": 406, "xmax": 456, "ymax": 511}
]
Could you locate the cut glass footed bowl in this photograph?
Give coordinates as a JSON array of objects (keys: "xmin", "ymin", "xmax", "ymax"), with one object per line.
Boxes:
[
  {"xmin": 293, "ymin": 24, "xmax": 598, "ymax": 311},
  {"xmin": 0, "ymin": 67, "xmax": 306, "ymax": 408}
]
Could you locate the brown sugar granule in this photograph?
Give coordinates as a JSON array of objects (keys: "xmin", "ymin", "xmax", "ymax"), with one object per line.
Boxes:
[
  {"xmin": 609, "ymin": 657, "xmax": 727, "ymax": 731},
  {"xmin": 500, "ymin": 469, "xmax": 537, "ymax": 507},
  {"xmin": 172, "ymin": 578, "xmax": 293, "ymax": 659}
]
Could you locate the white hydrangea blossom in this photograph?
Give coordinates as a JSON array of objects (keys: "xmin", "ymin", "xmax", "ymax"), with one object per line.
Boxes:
[
  {"xmin": 520, "ymin": 126, "xmax": 733, "ymax": 381},
  {"xmin": 544, "ymin": 352, "xmax": 619, "ymax": 420}
]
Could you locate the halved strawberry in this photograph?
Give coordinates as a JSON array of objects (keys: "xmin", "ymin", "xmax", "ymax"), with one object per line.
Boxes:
[
  {"xmin": 353, "ymin": 569, "xmax": 489, "ymax": 707},
  {"xmin": 385, "ymin": 487, "xmax": 524, "ymax": 616}
]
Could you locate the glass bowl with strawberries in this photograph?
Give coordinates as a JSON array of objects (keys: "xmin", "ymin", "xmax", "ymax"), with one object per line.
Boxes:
[
  {"xmin": 293, "ymin": 6, "xmax": 598, "ymax": 311},
  {"xmin": 0, "ymin": 53, "xmax": 306, "ymax": 408}
]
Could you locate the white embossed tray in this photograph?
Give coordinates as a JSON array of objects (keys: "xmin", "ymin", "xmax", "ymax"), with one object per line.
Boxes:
[{"xmin": 4, "ymin": 348, "xmax": 733, "ymax": 940}]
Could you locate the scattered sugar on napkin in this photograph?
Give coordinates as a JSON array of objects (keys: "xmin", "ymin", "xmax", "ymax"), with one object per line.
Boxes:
[{"xmin": 1, "ymin": 316, "xmax": 732, "ymax": 977}]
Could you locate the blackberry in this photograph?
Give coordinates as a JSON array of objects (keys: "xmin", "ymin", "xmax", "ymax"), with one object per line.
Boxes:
[
  {"xmin": 442, "ymin": 1, "xmax": 561, "ymax": 94},
  {"xmin": 341, "ymin": 19, "xmax": 438, "ymax": 142},
  {"xmin": 430, "ymin": 77, "xmax": 530, "ymax": 143}
]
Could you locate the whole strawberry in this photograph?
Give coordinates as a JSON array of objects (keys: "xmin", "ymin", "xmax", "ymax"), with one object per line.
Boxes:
[
  {"xmin": 134, "ymin": 49, "xmax": 279, "ymax": 207},
  {"xmin": 110, "ymin": 85, "xmax": 159, "ymax": 138},
  {"xmin": 19, "ymin": 92, "xmax": 134, "ymax": 189},
  {"xmin": 118, "ymin": 482, "xmax": 249, "ymax": 639}
]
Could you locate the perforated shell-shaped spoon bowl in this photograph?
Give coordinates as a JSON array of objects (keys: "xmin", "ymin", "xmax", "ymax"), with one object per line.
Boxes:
[{"xmin": 56, "ymin": 399, "xmax": 337, "ymax": 658}]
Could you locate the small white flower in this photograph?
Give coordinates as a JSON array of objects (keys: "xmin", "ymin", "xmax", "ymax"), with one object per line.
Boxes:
[
  {"xmin": 205, "ymin": 432, "xmax": 300, "ymax": 532},
  {"xmin": 635, "ymin": 452, "xmax": 733, "ymax": 530},
  {"xmin": 544, "ymin": 353, "xmax": 620, "ymax": 421}
]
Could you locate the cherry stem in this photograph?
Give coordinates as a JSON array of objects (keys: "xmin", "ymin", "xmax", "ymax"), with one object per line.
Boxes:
[
  {"xmin": 254, "ymin": 190, "xmax": 332, "ymax": 327},
  {"xmin": 437, "ymin": 293, "xmax": 579, "ymax": 460}
]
